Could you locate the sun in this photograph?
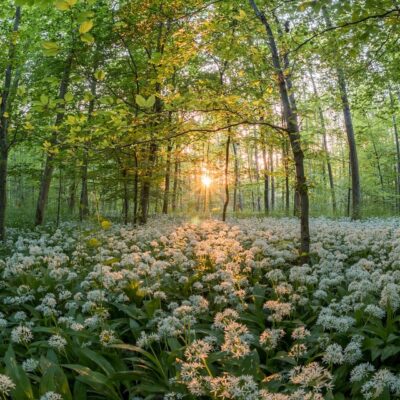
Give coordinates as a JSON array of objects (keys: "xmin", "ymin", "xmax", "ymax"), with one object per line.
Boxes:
[{"xmin": 201, "ymin": 174, "xmax": 212, "ymax": 187}]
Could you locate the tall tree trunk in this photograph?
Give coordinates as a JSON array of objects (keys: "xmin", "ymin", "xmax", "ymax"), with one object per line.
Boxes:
[
  {"xmin": 172, "ymin": 155, "xmax": 179, "ymax": 212},
  {"xmin": 133, "ymin": 149, "xmax": 138, "ymax": 224},
  {"xmin": 322, "ymin": 7, "xmax": 361, "ymax": 219},
  {"xmin": 262, "ymin": 138, "xmax": 269, "ymax": 214},
  {"xmin": 68, "ymin": 176, "xmax": 76, "ymax": 214},
  {"xmin": 35, "ymin": 50, "xmax": 73, "ymax": 225},
  {"xmin": 222, "ymin": 134, "xmax": 231, "ymax": 221},
  {"xmin": 56, "ymin": 167, "xmax": 62, "ymax": 226},
  {"xmin": 269, "ymin": 148, "xmax": 275, "ymax": 211},
  {"xmin": 162, "ymin": 141, "xmax": 172, "ymax": 214},
  {"xmin": 139, "ymin": 141, "xmax": 157, "ymax": 224},
  {"xmin": 0, "ymin": 6, "xmax": 21, "ymax": 240},
  {"xmin": 283, "ymin": 140, "xmax": 290, "ymax": 214},
  {"xmin": 254, "ymin": 134, "xmax": 261, "ymax": 212},
  {"xmin": 371, "ymin": 138, "xmax": 385, "ymax": 201},
  {"xmin": 232, "ymin": 140, "xmax": 240, "ymax": 212},
  {"xmin": 249, "ymin": 0, "xmax": 310, "ymax": 258},
  {"xmin": 389, "ymin": 88, "xmax": 400, "ymax": 212},
  {"xmin": 309, "ymin": 68, "xmax": 337, "ymax": 213},
  {"xmin": 122, "ymin": 167, "xmax": 129, "ymax": 224},
  {"xmin": 80, "ymin": 76, "xmax": 97, "ymax": 221}
]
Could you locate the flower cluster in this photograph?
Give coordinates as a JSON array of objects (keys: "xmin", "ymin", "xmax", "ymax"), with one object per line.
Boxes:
[{"xmin": 1, "ymin": 217, "xmax": 400, "ymax": 399}]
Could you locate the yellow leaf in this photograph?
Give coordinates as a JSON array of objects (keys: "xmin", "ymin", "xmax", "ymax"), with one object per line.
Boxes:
[
  {"xmin": 101, "ymin": 220, "xmax": 112, "ymax": 230},
  {"xmin": 94, "ymin": 70, "xmax": 105, "ymax": 81},
  {"xmin": 55, "ymin": 0, "xmax": 70, "ymax": 10},
  {"xmin": 80, "ymin": 33, "xmax": 94, "ymax": 43},
  {"xmin": 79, "ymin": 20, "xmax": 93, "ymax": 34}
]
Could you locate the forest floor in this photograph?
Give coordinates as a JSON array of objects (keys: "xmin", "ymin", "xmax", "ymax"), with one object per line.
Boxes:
[{"xmin": 1, "ymin": 217, "xmax": 400, "ymax": 399}]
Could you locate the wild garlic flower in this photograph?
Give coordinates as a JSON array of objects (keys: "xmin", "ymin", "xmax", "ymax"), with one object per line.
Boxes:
[
  {"xmin": 350, "ymin": 363, "xmax": 375, "ymax": 383},
  {"xmin": 323, "ymin": 343, "xmax": 344, "ymax": 365},
  {"xmin": 40, "ymin": 392, "xmax": 63, "ymax": 400},
  {"xmin": 289, "ymin": 362, "xmax": 333, "ymax": 392},
  {"xmin": 184, "ymin": 339, "xmax": 213, "ymax": 362},
  {"xmin": 221, "ymin": 322, "xmax": 252, "ymax": 358},
  {"xmin": 361, "ymin": 369, "xmax": 400, "ymax": 399},
  {"xmin": 99, "ymin": 330, "xmax": 117, "ymax": 347},
  {"xmin": 259, "ymin": 329, "xmax": 285, "ymax": 351},
  {"xmin": 11, "ymin": 325, "xmax": 33, "ymax": 344},
  {"xmin": 263, "ymin": 300, "xmax": 292, "ymax": 322},
  {"xmin": 48, "ymin": 335, "xmax": 67, "ymax": 351},
  {"xmin": 291, "ymin": 326, "xmax": 311, "ymax": 340},
  {"xmin": 22, "ymin": 358, "xmax": 39, "ymax": 372},
  {"xmin": 0, "ymin": 374, "xmax": 16, "ymax": 396}
]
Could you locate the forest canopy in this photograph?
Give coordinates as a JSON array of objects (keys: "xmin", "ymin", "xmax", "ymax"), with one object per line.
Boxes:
[{"xmin": 1, "ymin": 0, "xmax": 399, "ymax": 241}]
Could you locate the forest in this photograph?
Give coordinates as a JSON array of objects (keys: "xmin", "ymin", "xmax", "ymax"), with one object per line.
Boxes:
[{"xmin": 1, "ymin": 0, "xmax": 400, "ymax": 399}]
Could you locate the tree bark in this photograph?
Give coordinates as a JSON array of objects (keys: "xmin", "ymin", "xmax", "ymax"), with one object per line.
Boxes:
[
  {"xmin": 322, "ymin": 7, "xmax": 361, "ymax": 219},
  {"xmin": 0, "ymin": 6, "xmax": 21, "ymax": 240},
  {"xmin": 132, "ymin": 148, "xmax": 138, "ymax": 224},
  {"xmin": 262, "ymin": 138, "xmax": 269, "ymax": 214},
  {"xmin": 309, "ymin": 68, "xmax": 337, "ymax": 213},
  {"xmin": 162, "ymin": 141, "xmax": 172, "ymax": 214},
  {"xmin": 222, "ymin": 134, "xmax": 231, "ymax": 221},
  {"xmin": 35, "ymin": 50, "xmax": 73, "ymax": 225},
  {"xmin": 389, "ymin": 88, "xmax": 400, "ymax": 212},
  {"xmin": 80, "ymin": 76, "xmax": 97, "ymax": 221},
  {"xmin": 249, "ymin": 0, "xmax": 310, "ymax": 258},
  {"xmin": 269, "ymin": 148, "xmax": 275, "ymax": 211},
  {"xmin": 139, "ymin": 141, "xmax": 157, "ymax": 224},
  {"xmin": 232, "ymin": 140, "xmax": 240, "ymax": 212}
]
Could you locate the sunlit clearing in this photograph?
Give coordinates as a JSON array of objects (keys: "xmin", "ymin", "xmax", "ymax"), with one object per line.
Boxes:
[{"xmin": 201, "ymin": 175, "xmax": 212, "ymax": 187}]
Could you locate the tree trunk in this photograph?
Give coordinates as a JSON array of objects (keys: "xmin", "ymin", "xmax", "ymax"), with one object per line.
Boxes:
[
  {"xmin": 0, "ymin": 6, "xmax": 21, "ymax": 240},
  {"xmin": 389, "ymin": 88, "xmax": 400, "ymax": 212},
  {"xmin": 162, "ymin": 142, "xmax": 172, "ymax": 214},
  {"xmin": 283, "ymin": 140, "xmax": 290, "ymax": 214},
  {"xmin": 249, "ymin": 0, "xmax": 310, "ymax": 258},
  {"xmin": 270, "ymin": 149, "xmax": 275, "ymax": 211},
  {"xmin": 68, "ymin": 177, "xmax": 76, "ymax": 214},
  {"xmin": 254, "ymin": 134, "xmax": 261, "ymax": 212},
  {"xmin": 309, "ymin": 68, "xmax": 337, "ymax": 213},
  {"xmin": 139, "ymin": 141, "xmax": 157, "ymax": 224},
  {"xmin": 56, "ymin": 167, "xmax": 62, "ymax": 226},
  {"xmin": 80, "ymin": 77, "xmax": 97, "ymax": 221},
  {"xmin": 232, "ymin": 140, "xmax": 240, "ymax": 212},
  {"xmin": 122, "ymin": 167, "xmax": 129, "ymax": 224},
  {"xmin": 35, "ymin": 50, "xmax": 73, "ymax": 226},
  {"xmin": 222, "ymin": 134, "xmax": 231, "ymax": 221},
  {"xmin": 172, "ymin": 155, "xmax": 179, "ymax": 212},
  {"xmin": 133, "ymin": 149, "xmax": 138, "ymax": 224},
  {"xmin": 262, "ymin": 139, "xmax": 269, "ymax": 214},
  {"xmin": 322, "ymin": 7, "xmax": 361, "ymax": 219}
]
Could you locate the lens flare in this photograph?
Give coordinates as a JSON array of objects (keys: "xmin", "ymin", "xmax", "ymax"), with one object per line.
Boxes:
[{"xmin": 201, "ymin": 175, "xmax": 212, "ymax": 187}]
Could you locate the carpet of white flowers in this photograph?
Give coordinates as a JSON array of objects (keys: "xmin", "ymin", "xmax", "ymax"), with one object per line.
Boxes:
[{"xmin": 1, "ymin": 217, "xmax": 400, "ymax": 400}]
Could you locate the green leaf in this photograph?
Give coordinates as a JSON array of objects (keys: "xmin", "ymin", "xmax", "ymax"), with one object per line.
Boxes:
[
  {"xmin": 76, "ymin": 348, "xmax": 115, "ymax": 376},
  {"xmin": 40, "ymin": 94, "xmax": 49, "ymax": 105},
  {"xmin": 135, "ymin": 94, "xmax": 155, "ymax": 109},
  {"xmin": 73, "ymin": 381, "xmax": 87, "ymax": 400},
  {"xmin": 94, "ymin": 70, "xmax": 105, "ymax": 81},
  {"xmin": 55, "ymin": 0, "xmax": 70, "ymax": 10},
  {"xmin": 40, "ymin": 358, "xmax": 72, "ymax": 400},
  {"xmin": 381, "ymin": 345, "xmax": 400, "ymax": 361},
  {"xmin": 79, "ymin": 20, "xmax": 94, "ymax": 34},
  {"xmin": 64, "ymin": 92, "xmax": 74, "ymax": 102},
  {"xmin": 135, "ymin": 94, "xmax": 147, "ymax": 108},
  {"xmin": 63, "ymin": 364, "xmax": 120, "ymax": 400},
  {"xmin": 80, "ymin": 33, "xmax": 94, "ymax": 43},
  {"xmin": 42, "ymin": 41, "xmax": 59, "ymax": 56},
  {"xmin": 145, "ymin": 94, "xmax": 156, "ymax": 108},
  {"xmin": 4, "ymin": 345, "xmax": 34, "ymax": 400}
]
